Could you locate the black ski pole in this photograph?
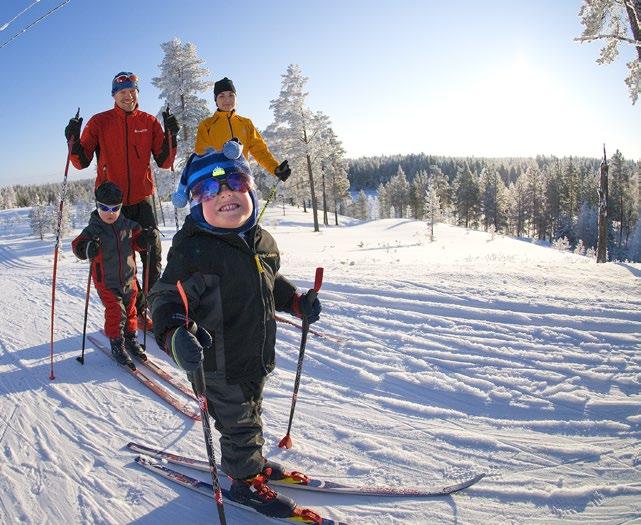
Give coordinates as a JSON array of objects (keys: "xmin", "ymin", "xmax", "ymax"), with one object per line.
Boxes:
[
  {"xmin": 279, "ymin": 267, "xmax": 324, "ymax": 449},
  {"xmin": 257, "ymin": 180, "xmax": 280, "ymax": 224},
  {"xmin": 166, "ymin": 105, "xmax": 180, "ymax": 232},
  {"xmin": 50, "ymin": 107, "xmax": 79, "ymax": 380},
  {"xmin": 176, "ymin": 280, "xmax": 227, "ymax": 525},
  {"xmin": 76, "ymin": 260, "xmax": 93, "ymax": 364},
  {"xmin": 142, "ymin": 246, "xmax": 151, "ymax": 350}
]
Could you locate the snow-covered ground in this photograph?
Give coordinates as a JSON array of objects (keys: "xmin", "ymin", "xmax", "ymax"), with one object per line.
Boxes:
[{"xmin": 0, "ymin": 203, "xmax": 640, "ymax": 525}]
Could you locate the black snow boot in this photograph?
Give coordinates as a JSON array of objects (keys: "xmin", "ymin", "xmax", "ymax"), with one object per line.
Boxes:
[
  {"xmin": 110, "ymin": 337, "xmax": 135, "ymax": 369},
  {"xmin": 124, "ymin": 332, "xmax": 147, "ymax": 361}
]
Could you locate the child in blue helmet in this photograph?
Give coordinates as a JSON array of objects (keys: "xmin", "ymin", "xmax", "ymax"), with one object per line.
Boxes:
[{"xmin": 148, "ymin": 141, "xmax": 321, "ymax": 518}]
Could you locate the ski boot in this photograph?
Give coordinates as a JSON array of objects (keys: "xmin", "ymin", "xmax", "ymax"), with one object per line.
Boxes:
[
  {"xmin": 110, "ymin": 337, "xmax": 135, "ymax": 369},
  {"xmin": 124, "ymin": 332, "xmax": 147, "ymax": 361},
  {"xmin": 229, "ymin": 471, "xmax": 297, "ymax": 518},
  {"xmin": 263, "ymin": 459, "xmax": 310, "ymax": 486}
]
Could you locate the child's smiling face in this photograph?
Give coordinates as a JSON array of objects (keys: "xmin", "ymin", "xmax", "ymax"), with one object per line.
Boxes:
[{"xmin": 201, "ymin": 183, "xmax": 252, "ymax": 229}]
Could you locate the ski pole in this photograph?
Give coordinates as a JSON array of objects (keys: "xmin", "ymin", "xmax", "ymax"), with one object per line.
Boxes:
[
  {"xmin": 257, "ymin": 179, "xmax": 281, "ymax": 224},
  {"xmin": 176, "ymin": 280, "xmax": 227, "ymax": 525},
  {"xmin": 167, "ymin": 105, "xmax": 180, "ymax": 232},
  {"xmin": 142, "ymin": 246, "xmax": 151, "ymax": 350},
  {"xmin": 76, "ymin": 260, "xmax": 93, "ymax": 365},
  {"xmin": 279, "ymin": 267, "xmax": 324, "ymax": 449},
  {"xmin": 50, "ymin": 107, "xmax": 79, "ymax": 380}
]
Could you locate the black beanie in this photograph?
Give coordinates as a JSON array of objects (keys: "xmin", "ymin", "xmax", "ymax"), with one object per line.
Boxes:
[
  {"xmin": 214, "ymin": 77, "xmax": 236, "ymax": 98},
  {"xmin": 95, "ymin": 181, "xmax": 123, "ymax": 205}
]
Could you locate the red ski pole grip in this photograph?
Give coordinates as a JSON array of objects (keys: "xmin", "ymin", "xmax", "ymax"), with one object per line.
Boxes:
[{"xmin": 313, "ymin": 267, "xmax": 324, "ymax": 292}]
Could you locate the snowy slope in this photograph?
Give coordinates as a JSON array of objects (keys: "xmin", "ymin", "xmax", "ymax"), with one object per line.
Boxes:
[{"xmin": 0, "ymin": 204, "xmax": 640, "ymax": 525}]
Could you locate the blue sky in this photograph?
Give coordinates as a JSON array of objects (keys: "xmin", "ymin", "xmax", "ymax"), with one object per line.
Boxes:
[{"xmin": 0, "ymin": 0, "xmax": 639, "ymax": 187}]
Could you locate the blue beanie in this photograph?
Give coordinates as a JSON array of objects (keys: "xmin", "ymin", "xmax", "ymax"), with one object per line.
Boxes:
[
  {"xmin": 172, "ymin": 140, "xmax": 247, "ymax": 208},
  {"xmin": 111, "ymin": 71, "xmax": 139, "ymax": 96}
]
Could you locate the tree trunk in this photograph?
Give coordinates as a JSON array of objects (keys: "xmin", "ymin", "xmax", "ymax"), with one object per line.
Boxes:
[
  {"xmin": 321, "ymin": 170, "xmax": 328, "ymax": 226},
  {"xmin": 625, "ymin": 1, "xmax": 641, "ymax": 62},
  {"xmin": 597, "ymin": 147, "xmax": 609, "ymax": 263},
  {"xmin": 306, "ymin": 153, "xmax": 320, "ymax": 232}
]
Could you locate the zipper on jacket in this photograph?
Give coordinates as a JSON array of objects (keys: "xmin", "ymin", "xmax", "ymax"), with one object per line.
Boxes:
[
  {"xmin": 111, "ymin": 223, "xmax": 125, "ymax": 288},
  {"xmin": 253, "ymin": 249, "xmax": 269, "ymax": 374},
  {"xmin": 254, "ymin": 254, "xmax": 264, "ymax": 273},
  {"xmin": 226, "ymin": 111, "xmax": 235, "ymax": 140},
  {"xmin": 124, "ymin": 113, "xmax": 131, "ymax": 203}
]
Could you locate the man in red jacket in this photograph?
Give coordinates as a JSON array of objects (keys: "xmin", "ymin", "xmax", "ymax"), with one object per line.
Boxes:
[{"xmin": 65, "ymin": 71, "xmax": 179, "ymax": 327}]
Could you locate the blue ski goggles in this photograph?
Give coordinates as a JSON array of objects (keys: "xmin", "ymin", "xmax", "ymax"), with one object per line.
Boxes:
[
  {"xmin": 191, "ymin": 172, "xmax": 254, "ymax": 203},
  {"xmin": 96, "ymin": 201, "xmax": 122, "ymax": 213}
]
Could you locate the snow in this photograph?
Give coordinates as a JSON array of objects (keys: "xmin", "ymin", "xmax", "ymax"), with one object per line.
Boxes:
[{"xmin": 1, "ymin": 204, "xmax": 640, "ymax": 524}]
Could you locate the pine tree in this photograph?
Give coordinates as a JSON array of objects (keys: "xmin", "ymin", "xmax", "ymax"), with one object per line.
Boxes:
[
  {"xmin": 479, "ymin": 168, "xmax": 508, "ymax": 233},
  {"xmin": 267, "ymin": 64, "xmax": 329, "ymax": 231},
  {"xmin": 627, "ymin": 207, "xmax": 641, "ymax": 261},
  {"xmin": 29, "ymin": 197, "xmax": 50, "ymax": 240},
  {"xmin": 152, "ymin": 38, "xmax": 213, "ymax": 165},
  {"xmin": 424, "ymin": 184, "xmax": 441, "ymax": 242},
  {"xmin": 576, "ymin": 202, "xmax": 598, "ymax": 248},
  {"xmin": 386, "ymin": 166, "xmax": 411, "ymax": 218},
  {"xmin": 453, "ymin": 166, "xmax": 480, "ymax": 228},
  {"xmin": 356, "ymin": 190, "xmax": 368, "ymax": 220},
  {"xmin": 577, "ymin": 0, "xmax": 641, "ymax": 103},
  {"xmin": 1, "ymin": 186, "xmax": 16, "ymax": 209},
  {"xmin": 609, "ymin": 149, "xmax": 634, "ymax": 249},
  {"xmin": 506, "ymin": 177, "xmax": 528, "ymax": 237},
  {"xmin": 411, "ymin": 170, "xmax": 430, "ymax": 220}
]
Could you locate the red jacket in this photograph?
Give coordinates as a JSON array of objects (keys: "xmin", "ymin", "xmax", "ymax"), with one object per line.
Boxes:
[{"xmin": 70, "ymin": 105, "xmax": 175, "ymax": 205}]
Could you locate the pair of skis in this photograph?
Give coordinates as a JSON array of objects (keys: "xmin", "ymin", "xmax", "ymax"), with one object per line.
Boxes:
[
  {"xmin": 127, "ymin": 441, "xmax": 485, "ymax": 524},
  {"xmin": 87, "ymin": 334, "xmax": 200, "ymax": 421}
]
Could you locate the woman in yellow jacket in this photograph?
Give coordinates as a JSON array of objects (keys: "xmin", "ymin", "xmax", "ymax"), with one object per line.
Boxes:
[{"xmin": 195, "ymin": 77, "xmax": 291, "ymax": 182}]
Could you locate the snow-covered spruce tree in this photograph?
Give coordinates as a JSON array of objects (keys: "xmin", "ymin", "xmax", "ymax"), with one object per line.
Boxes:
[
  {"xmin": 386, "ymin": 166, "xmax": 411, "ymax": 218},
  {"xmin": 577, "ymin": 0, "xmax": 641, "ymax": 103},
  {"xmin": 355, "ymin": 190, "xmax": 368, "ymax": 220},
  {"xmin": 266, "ymin": 64, "xmax": 334, "ymax": 232},
  {"xmin": 377, "ymin": 183, "xmax": 390, "ymax": 219},
  {"xmin": 152, "ymin": 38, "xmax": 213, "ymax": 165},
  {"xmin": 575, "ymin": 202, "xmax": 599, "ymax": 249},
  {"xmin": 609, "ymin": 149, "xmax": 634, "ymax": 248},
  {"xmin": 627, "ymin": 208, "xmax": 641, "ymax": 261},
  {"xmin": 506, "ymin": 176, "xmax": 529, "ymax": 237},
  {"xmin": 1, "ymin": 186, "xmax": 16, "ymax": 209},
  {"xmin": 522, "ymin": 166, "xmax": 547, "ymax": 239},
  {"xmin": 412, "ymin": 170, "xmax": 430, "ymax": 220},
  {"xmin": 479, "ymin": 168, "xmax": 508, "ymax": 233},
  {"xmin": 453, "ymin": 165, "xmax": 480, "ymax": 228},
  {"xmin": 424, "ymin": 184, "xmax": 441, "ymax": 242},
  {"xmin": 29, "ymin": 197, "xmax": 51, "ymax": 240},
  {"xmin": 317, "ymin": 125, "xmax": 351, "ymax": 225}
]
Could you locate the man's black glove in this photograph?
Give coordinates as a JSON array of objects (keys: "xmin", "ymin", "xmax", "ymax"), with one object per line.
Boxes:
[
  {"xmin": 162, "ymin": 109, "xmax": 180, "ymax": 137},
  {"xmin": 287, "ymin": 289, "xmax": 321, "ymax": 324},
  {"xmin": 167, "ymin": 321, "xmax": 212, "ymax": 372},
  {"xmin": 137, "ymin": 228, "xmax": 157, "ymax": 250},
  {"xmin": 65, "ymin": 117, "xmax": 83, "ymax": 142},
  {"xmin": 274, "ymin": 160, "xmax": 291, "ymax": 182},
  {"xmin": 85, "ymin": 239, "xmax": 100, "ymax": 260}
]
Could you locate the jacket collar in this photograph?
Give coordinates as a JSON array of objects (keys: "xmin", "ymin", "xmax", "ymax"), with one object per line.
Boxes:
[{"xmin": 112, "ymin": 103, "xmax": 140, "ymax": 118}]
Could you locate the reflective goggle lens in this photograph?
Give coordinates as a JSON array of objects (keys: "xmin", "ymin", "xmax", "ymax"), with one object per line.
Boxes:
[
  {"xmin": 114, "ymin": 73, "xmax": 138, "ymax": 84},
  {"xmin": 192, "ymin": 173, "xmax": 253, "ymax": 203},
  {"xmin": 97, "ymin": 202, "xmax": 122, "ymax": 213}
]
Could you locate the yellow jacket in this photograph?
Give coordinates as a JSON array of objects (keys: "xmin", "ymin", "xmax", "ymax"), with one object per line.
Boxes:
[{"xmin": 195, "ymin": 110, "xmax": 279, "ymax": 176}]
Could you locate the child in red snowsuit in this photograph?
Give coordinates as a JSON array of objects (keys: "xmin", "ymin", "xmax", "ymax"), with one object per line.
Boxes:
[{"xmin": 72, "ymin": 181, "xmax": 155, "ymax": 367}]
